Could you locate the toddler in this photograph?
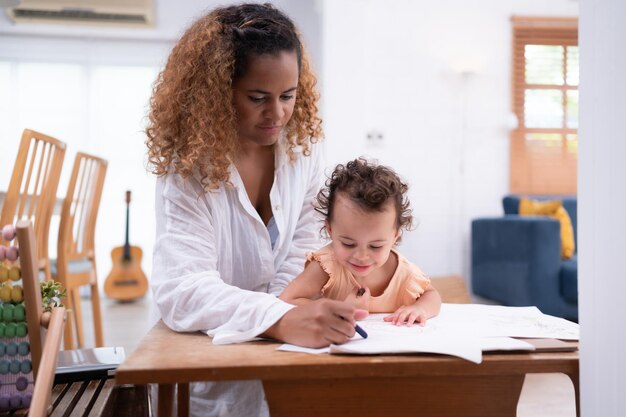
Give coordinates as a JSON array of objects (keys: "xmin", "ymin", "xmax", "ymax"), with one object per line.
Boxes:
[{"xmin": 280, "ymin": 158, "xmax": 441, "ymax": 325}]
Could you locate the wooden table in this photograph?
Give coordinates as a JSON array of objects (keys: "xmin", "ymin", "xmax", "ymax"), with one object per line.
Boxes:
[{"xmin": 115, "ymin": 321, "xmax": 579, "ymax": 417}]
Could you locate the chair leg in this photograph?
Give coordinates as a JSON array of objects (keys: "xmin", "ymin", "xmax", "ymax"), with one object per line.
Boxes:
[
  {"xmin": 91, "ymin": 279, "xmax": 104, "ymax": 347},
  {"xmin": 72, "ymin": 287, "xmax": 85, "ymax": 348},
  {"xmin": 63, "ymin": 287, "xmax": 75, "ymax": 350}
]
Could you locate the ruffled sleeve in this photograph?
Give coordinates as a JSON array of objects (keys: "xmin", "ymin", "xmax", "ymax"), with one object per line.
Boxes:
[
  {"xmin": 305, "ymin": 246, "xmax": 342, "ymax": 296},
  {"xmin": 399, "ymin": 258, "xmax": 431, "ymax": 304},
  {"xmin": 305, "ymin": 250, "xmax": 333, "ymax": 275}
]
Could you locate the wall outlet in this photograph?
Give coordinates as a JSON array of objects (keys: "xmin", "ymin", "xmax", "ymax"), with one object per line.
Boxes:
[{"xmin": 366, "ymin": 129, "xmax": 384, "ymax": 146}]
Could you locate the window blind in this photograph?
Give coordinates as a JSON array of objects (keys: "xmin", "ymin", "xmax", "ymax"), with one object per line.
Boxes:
[{"xmin": 510, "ymin": 16, "xmax": 578, "ymax": 195}]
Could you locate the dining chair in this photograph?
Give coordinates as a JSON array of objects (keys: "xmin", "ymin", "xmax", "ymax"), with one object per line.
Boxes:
[
  {"xmin": 0, "ymin": 220, "xmax": 65, "ymax": 416},
  {"xmin": 52, "ymin": 152, "xmax": 107, "ymax": 350},
  {"xmin": 0, "ymin": 129, "xmax": 66, "ymax": 282}
]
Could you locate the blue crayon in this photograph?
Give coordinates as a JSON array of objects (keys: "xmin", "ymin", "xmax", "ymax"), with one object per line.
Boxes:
[{"xmin": 354, "ymin": 323, "xmax": 368, "ymax": 339}]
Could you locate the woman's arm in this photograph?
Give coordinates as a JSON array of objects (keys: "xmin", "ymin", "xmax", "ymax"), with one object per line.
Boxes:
[{"xmin": 263, "ymin": 298, "xmax": 369, "ymax": 348}]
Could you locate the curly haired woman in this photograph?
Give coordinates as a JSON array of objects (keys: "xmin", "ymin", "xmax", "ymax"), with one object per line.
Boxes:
[{"xmin": 146, "ymin": 3, "xmax": 366, "ymax": 416}]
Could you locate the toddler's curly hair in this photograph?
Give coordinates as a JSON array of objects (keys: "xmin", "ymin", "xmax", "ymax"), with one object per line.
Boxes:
[
  {"xmin": 146, "ymin": 3, "xmax": 323, "ymax": 189},
  {"xmin": 316, "ymin": 158, "xmax": 414, "ymax": 240}
]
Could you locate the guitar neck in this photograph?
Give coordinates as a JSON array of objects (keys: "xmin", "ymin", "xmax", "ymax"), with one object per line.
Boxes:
[{"xmin": 123, "ymin": 191, "xmax": 131, "ymax": 261}]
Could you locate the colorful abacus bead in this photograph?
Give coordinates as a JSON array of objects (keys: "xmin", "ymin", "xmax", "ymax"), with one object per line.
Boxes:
[
  {"xmin": 4, "ymin": 323, "xmax": 16, "ymax": 338},
  {"xmin": 10, "ymin": 286, "xmax": 23, "ymax": 303},
  {"xmin": 9, "ymin": 395, "xmax": 21, "ymax": 409},
  {"xmin": 1, "ymin": 225, "xmax": 16, "ymax": 241},
  {"xmin": 0, "ymin": 246, "xmax": 6, "ymax": 261},
  {"xmin": 0, "ymin": 266, "xmax": 8, "ymax": 282},
  {"xmin": 9, "ymin": 359, "xmax": 20, "ymax": 374},
  {"xmin": 2, "ymin": 304, "xmax": 14, "ymax": 322},
  {"xmin": 15, "ymin": 376, "xmax": 29, "ymax": 391},
  {"xmin": 17, "ymin": 342, "xmax": 29, "ymax": 356},
  {"xmin": 19, "ymin": 360, "xmax": 31, "ymax": 374},
  {"xmin": 8, "ymin": 267, "xmax": 21, "ymax": 282},
  {"xmin": 0, "ymin": 359, "xmax": 9, "ymax": 374},
  {"xmin": 6, "ymin": 342, "xmax": 18, "ymax": 356},
  {"xmin": 0, "ymin": 286, "xmax": 10, "ymax": 303},
  {"xmin": 13, "ymin": 304, "xmax": 25, "ymax": 322},
  {"xmin": 21, "ymin": 393, "xmax": 32, "ymax": 408},
  {"xmin": 4, "ymin": 247, "xmax": 18, "ymax": 262},
  {"xmin": 15, "ymin": 323, "xmax": 27, "ymax": 338}
]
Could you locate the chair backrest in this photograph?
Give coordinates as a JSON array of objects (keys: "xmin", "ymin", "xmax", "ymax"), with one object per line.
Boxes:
[
  {"xmin": 0, "ymin": 220, "xmax": 65, "ymax": 415},
  {"xmin": 57, "ymin": 152, "xmax": 108, "ymax": 267},
  {"xmin": 0, "ymin": 129, "xmax": 66, "ymax": 281},
  {"xmin": 502, "ymin": 194, "xmax": 578, "ymax": 250}
]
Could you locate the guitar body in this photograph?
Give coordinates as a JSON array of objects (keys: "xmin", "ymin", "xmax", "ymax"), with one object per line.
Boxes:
[
  {"xmin": 104, "ymin": 190, "xmax": 148, "ymax": 302},
  {"xmin": 104, "ymin": 245, "xmax": 148, "ymax": 301}
]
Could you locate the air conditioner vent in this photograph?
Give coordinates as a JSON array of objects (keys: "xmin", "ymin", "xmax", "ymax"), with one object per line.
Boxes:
[
  {"xmin": 6, "ymin": 0, "xmax": 154, "ymax": 27},
  {"xmin": 12, "ymin": 8, "xmax": 147, "ymax": 24}
]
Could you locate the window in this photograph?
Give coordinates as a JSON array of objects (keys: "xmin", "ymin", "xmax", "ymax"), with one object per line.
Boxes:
[
  {"xmin": 510, "ymin": 17, "xmax": 578, "ymax": 195},
  {"xmin": 0, "ymin": 59, "xmax": 159, "ymax": 282}
]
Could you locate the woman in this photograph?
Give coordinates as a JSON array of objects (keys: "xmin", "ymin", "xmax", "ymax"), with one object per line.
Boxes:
[{"xmin": 146, "ymin": 3, "xmax": 365, "ymax": 416}]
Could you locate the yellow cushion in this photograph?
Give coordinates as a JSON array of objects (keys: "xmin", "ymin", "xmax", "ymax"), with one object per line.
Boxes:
[{"xmin": 519, "ymin": 198, "xmax": 575, "ymax": 259}]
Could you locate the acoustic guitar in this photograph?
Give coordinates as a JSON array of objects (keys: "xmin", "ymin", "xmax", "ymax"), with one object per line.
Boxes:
[{"xmin": 104, "ymin": 190, "xmax": 148, "ymax": 301}]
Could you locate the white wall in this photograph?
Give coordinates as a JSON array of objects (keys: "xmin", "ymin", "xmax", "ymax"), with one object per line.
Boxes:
[
  {"xmin": 321, "ymin": 0, "xmax": 578, "ymax": 283},
  {"xmin": 579, "ymin": 0, "xmax": 626, "ymax": 414}
]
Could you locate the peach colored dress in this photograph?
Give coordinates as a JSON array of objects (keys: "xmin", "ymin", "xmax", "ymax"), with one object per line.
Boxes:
[{"xmin": 306, "ymin": 246, "xmax": 431, "ymax": 313}]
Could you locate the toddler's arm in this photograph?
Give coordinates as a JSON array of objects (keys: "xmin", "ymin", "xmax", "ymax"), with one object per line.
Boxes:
[
  {"xmin": 383, "ymin": 285, "xmax": 442, "ymax": 326},
  {"xmin": 279, "ymin": 261, "xmax": 329, "ymax": 306}
]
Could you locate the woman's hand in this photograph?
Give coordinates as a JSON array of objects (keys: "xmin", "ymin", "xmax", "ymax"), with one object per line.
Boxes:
[
  {"xmin": 343, "ymin": 286, "xmax": 371, "ymax": 313},
  {"xmin": 263, "ymin": 299, "xmax": 368, "ymax": 348},
  {"xmin": 383, "ymin": 304, "xmax": 429, "ymax": 326}
]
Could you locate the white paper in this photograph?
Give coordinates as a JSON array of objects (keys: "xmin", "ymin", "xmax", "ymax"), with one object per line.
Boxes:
[
  {"xmin": 431, "ymin": 304, "xmax": 580, "ymax": 340},
  {"xmin": 277, "ymin": 304, "xmax": 579, "ymax": 363},
  {"xmin": 479, "ymin": 337, "xmax": 536, "ymax": 352},
  {"xmin": 277, "ymin": 344, "xmax": 329, "ymax": 354},
  {"xmin": 329, "ymin": 331, "xmax": 485, "ymax": 364}
]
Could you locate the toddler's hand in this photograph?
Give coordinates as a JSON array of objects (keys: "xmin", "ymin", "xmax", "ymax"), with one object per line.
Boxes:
[
  {"xmin": 343, "ymin": 287, "xmax": 370, "ymax": 313},
  {"xmin": 383, "ymin": 304, "xmax": 428, "ymax": 326}
]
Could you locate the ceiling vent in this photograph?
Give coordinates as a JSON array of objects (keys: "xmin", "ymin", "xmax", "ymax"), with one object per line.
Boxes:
[{"xmin": 6, "ymin": 0, "xmax": 154, "ymax": 27}]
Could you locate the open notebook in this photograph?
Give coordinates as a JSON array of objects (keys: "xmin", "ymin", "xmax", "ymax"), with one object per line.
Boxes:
[{"xmin": 278, "ymin": 304, "xmax": 579, "ymax": 364}]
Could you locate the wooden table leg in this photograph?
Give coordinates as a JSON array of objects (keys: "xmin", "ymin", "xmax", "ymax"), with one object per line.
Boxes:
[
  {"xmin": 264, "ymin": 375, "xmax": 525, "ymax": 417},
  {"xmin": 565, "ymin": 371, "xmax": 580, "ymax": 417},
  {"xmin": 177, "ymin": 383, "xmax": 190, "ymax": 417},
  {"xmin": 158, "ymin": 384, "xmax": 175, "ymax": 417}
]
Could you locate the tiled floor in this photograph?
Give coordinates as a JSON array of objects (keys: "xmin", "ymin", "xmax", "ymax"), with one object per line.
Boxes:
[{"xmin": 77, "ymin": 294, "xmax": 576, "ymax": 417}]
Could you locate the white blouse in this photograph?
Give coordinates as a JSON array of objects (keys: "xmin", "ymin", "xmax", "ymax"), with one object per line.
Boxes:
[{"xmin": 151, "ymin": 141, "xmax": 324, "ymax": 416}]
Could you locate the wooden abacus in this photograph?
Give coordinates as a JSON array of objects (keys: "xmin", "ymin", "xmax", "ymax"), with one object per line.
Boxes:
[{"xmin": 0, "ymin": 220, "xmax": 65, "ymax": 416}]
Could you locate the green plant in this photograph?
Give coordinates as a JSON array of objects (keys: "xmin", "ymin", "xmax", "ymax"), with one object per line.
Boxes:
[{"xmin": 40, "ymin": 280, "xmax": 66, "ymax": 313}]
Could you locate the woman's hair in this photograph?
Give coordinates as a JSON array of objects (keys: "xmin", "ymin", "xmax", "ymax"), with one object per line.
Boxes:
[
  {"xmin": 316, "ymin": 158, "xmax": 414, "ymax": 240},
  {"xmin": 146, "ymin": 3, "xmax": 323, "ymax": 189}
]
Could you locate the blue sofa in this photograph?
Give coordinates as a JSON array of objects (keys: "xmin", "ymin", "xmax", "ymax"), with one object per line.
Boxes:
[{"xmin": 471, "ymin": 195, "xmax": 578, "ymax": 321}]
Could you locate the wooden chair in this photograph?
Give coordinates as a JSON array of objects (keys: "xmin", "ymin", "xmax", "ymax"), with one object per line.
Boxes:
[
  {"xmin": 52, "ymin": 152, "xmax": 107, "ymax": 350},
  {"xmin": 0, "ymin": 220, "xmax": 65, "ymax": 416},
  {"xmin": 0, "ymin": 129, "xmax": 66, "ymax": 282}
]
